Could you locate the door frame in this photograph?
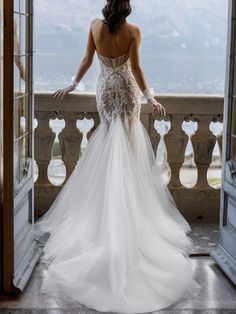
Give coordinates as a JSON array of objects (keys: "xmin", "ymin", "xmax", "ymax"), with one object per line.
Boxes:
[
  {"xmin": 2, "ymin": 0, "xmax": 17, "ymax": 293},
  {"xmin": 1, "ymin": 0, "xmax": 41, "ymax": 294},
  {"xmin": 211, "ymin": 0, "xmax": 236, "ymax": 285}
]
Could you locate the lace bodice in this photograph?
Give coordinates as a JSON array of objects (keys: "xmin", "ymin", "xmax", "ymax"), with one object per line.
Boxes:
[{"xmin": 96, "ymin": 51, "xmax": 142, "ymax": 131}]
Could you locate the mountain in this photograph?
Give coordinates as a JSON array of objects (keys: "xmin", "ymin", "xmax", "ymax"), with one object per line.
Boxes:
[{"xmin": 35, "ymin": 0, "xmax": 228, "ymax": 56}]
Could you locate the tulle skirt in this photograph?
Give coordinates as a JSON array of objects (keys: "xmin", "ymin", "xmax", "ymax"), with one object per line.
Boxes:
[{"xmin": 34, "ymin": 115, "xmax": 201, "ymax": 313}]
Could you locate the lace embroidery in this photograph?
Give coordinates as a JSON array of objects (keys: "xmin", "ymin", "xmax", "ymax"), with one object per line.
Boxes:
[{"xmin": 96, "ymin": 52, "xmax": 142, "ymax": 132}]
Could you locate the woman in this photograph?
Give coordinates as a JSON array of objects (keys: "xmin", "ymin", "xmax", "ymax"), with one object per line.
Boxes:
[{"xmin": 35, "ymin": 1, "xmax": 201, "ymax": 312}]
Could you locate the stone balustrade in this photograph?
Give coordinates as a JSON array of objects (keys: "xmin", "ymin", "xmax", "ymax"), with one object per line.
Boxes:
[{"xmin": 34, "ymin": 92, "xmax": 223, "ymax": 223}]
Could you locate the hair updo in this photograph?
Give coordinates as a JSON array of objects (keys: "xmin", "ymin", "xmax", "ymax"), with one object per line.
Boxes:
[{"xmin": 102, "ymin": 0, "xmax": 132, "ymax": 34}]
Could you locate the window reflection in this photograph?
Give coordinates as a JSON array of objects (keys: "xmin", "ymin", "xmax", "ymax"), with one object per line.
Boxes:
[
  {"xmin": 14, "ymin": 0, "xmax": 20, "ymax": 12},
  {"xmin": 13, "ymin": 1, "xmax": 31, "ymax": 190},
  {"xmin": 231, "ymin": 98, "xmax": 236, "ymax": 163},
  {"xmin": 14, "ymin": 17, "xmax": 26, "ymax": 93},
  {"xmin": 231, "ymin": 137, "xmax": 236, "ymax": 164},
  {"xmin": 14, "ymin": 135, "xmax": 28, "ymax": 185},
  {"xmin": 232, "ymin": 99, "xmax": 236, "ymax": 135}
]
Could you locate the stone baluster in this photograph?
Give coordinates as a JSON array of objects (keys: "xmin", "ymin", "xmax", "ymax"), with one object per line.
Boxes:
[
  {"xmin": 86, "ymin": 112, "xmax": 100, "ymax": 141},
  {"xmin": 217, "ymin": 134, "xmax": 223, "ymax": 162},
  {"xmin": 214, "ymin": 114, "xmax": 223, "ymax": 162},
  {"xmin": 58, "ymin": 111, "xmax": 84, "ymax": 180},
  {"xmin": 140, "ymin": 113, "xmax": 160, "ymax": 154},
  {"xmin": 164, "ymin": 114, "xmax": 188, "ymax": 188},
  {"xmin": 34, "ymin": 111, "xmax": 57, "ymax": 185},
  {"xmin": 148, "ymin": 114, "xmax": 161, "ymax": 154},
  {"xmin": 190, "ymin": 114, "xmax": 216, "ymax": 188},
  {"xmin": 140, "ymin": 113, "xmax": 149, "ymax": 132}
]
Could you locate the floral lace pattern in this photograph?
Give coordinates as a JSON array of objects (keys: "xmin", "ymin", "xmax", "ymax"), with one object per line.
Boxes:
[{"xmin": 96, "ymin": 52, "xmax": 142, "ymax": 132}]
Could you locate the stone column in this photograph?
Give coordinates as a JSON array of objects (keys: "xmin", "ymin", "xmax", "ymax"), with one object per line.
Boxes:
[
  {"xmin": 34, "ymin": 111, "xmax": 56, "ymax": 185},
  {"xmin": 58, "ymin": 111, "xmax": 83, "ymax": 180},
  {"xmin": 190, "ymin": 114, "xmax": 216, "ymax": 188},
  {"xmin": 215, "ymin": 114, "xmax": 223, "ymax": 162},
  {"xmin": 148, "ymin": 114, "xmax": 161, "ymax": 154},
  {"xmin": 86, "ymin": 112, "xmax": 100, "ymax": 141},
  {"xmin": 164, "ymin": 114, "xmax": 188, "ymax": 187}
]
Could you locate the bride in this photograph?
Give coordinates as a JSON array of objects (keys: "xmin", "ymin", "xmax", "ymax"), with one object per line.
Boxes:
[{"xmin": 35, "ymin": 0, "xmax": 201, "ymax": 312}]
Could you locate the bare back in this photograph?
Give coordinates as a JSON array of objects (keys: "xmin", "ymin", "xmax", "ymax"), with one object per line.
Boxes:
[
  {"xmin": 54, "ymin": 11, "xmax": 165, "ymax": 119},
  {"xmin": 91, "ymin": 19, "xmax": 136, "ymax": 58},
  {"xmin": 64, "ymin": 17, "xmax": 149, "ymax": 97}
]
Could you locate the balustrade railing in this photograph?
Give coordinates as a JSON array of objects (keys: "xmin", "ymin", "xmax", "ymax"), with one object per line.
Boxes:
[{"xmin": 34, "ymin": 92, "xmax": 223, "ymax": 222}]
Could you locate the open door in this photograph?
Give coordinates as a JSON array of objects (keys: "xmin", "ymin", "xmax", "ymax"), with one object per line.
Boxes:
[
  {"xmin": 211, "ymin": 0, "xmax": 236, "ymax": 285},
  {"xmin": 0, "ymin": 0, "xmax": 3, "ymax": 293},
  {"xmin": 0, "ymin": 0, "xmax": 41, "ymax": 293}
]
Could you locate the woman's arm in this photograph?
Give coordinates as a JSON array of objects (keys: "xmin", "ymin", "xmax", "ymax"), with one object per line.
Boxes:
[
  {"xmin": 53, "ymin": 22, "xmax": 96, "ymax": 100},
  {"xmin": 129, "ymin": 27, "xmax": 166, "ymax": 119},
  {"xmin": 73, "ymin": 25, "xmax": 96, "ymax": 83},
  {"xmin": 129, "ymin": 27, "xmax": 148, "ymax": 93}
]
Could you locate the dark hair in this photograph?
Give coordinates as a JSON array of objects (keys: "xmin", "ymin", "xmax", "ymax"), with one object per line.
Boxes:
[{"xmin": 102, "ymin": 0, "xmax": 132, "ymax": 34}]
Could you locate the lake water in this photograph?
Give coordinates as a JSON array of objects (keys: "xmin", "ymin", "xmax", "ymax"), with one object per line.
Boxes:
[
  {"xmin": 35, "ymin": 52, "xmax": 224, "ymax": 163},
  {"xmin": 35, "ymin": 53, "xmax": 226, "ymax": 94}
]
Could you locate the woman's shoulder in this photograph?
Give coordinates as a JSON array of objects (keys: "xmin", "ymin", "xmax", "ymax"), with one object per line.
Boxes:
[
  {"xmin": 125, "ymin": 21, "xmax": 141, "ymax": 38},
  {"xmin": 90, "ymin": 18, "xmax": 103, "ymax": 34},
  {"xmin": 91, "ymin": 18, "xmax": 103, "ymax": 26},
  {"xmin": 125, "ymin": 21, "xmax": 141, "ymax": 35}
]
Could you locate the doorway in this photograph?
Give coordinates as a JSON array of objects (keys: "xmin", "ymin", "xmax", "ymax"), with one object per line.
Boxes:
[{"xmin": 0, "ymin": 0, "xmax": 41, "ymax": 293}]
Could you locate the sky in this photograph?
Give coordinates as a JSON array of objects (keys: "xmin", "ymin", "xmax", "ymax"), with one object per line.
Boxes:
[
  {"xmin": 34, "ymin": 0, "xmax": 229, "ymax": 94},
  {"xmin": 35, "ymin": 0, "xmax": 228, "ymax": 44}
]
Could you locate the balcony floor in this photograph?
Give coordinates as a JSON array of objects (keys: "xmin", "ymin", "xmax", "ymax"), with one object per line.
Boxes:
[
  {"xmin": 190, "ymin": 223, "xmax": 218, "ymax": 254},
  {"xmin": 0, "ymin": 256, "xmax": 236, "ymax": 314}
]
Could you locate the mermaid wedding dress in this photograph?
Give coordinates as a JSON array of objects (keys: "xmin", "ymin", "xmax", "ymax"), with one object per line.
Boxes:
[{"xmin": 34, "ymin": 51, "xmax": 201, "ymax": 313}]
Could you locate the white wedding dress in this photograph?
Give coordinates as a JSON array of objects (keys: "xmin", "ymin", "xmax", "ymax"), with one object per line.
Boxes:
[{"xmin": 34, "ymin": 51, "xmax": 201, "ymax": 313}]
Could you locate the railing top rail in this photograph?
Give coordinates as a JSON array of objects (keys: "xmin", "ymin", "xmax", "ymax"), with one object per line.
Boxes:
[{"xmin": 34, "ymin": 92, "xmax": 224, "ymax": 115}]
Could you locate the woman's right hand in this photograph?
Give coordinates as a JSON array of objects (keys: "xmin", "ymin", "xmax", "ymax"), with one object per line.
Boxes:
[
  {"xmin": 148, "ymin": 98, "xmax": 166, "ymax": 120},
  {"xmin": 53, "ymin": 84, "xmax": 76, "ymax": 100}
]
